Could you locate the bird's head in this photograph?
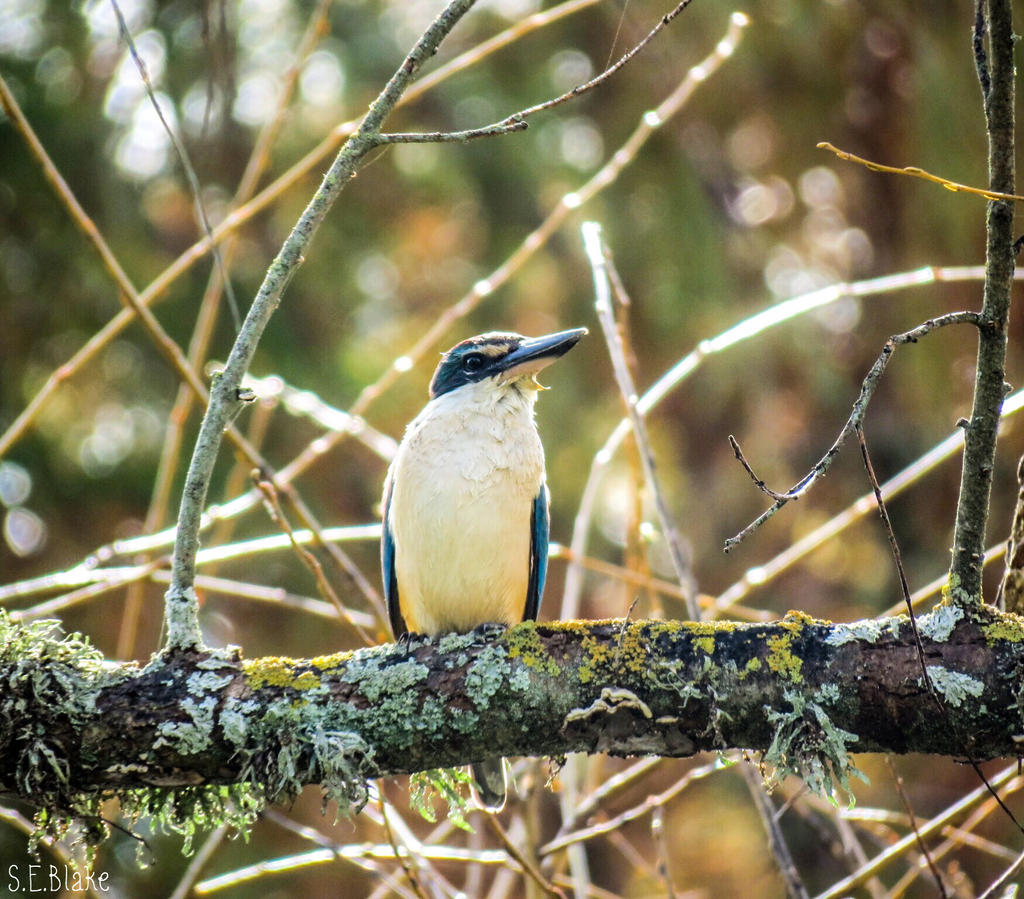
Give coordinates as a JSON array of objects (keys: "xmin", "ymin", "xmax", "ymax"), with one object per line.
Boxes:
[{"xmin": 429, "ymin": 328, "xmax": 587, "ymax": 400}]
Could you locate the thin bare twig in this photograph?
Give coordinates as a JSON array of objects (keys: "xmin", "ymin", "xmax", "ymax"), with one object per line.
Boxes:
[
  {"xmin": 885, "ymin": 757, "xmax": 949, "ymax": 899},
  {"xmin": 168, "ymin": 824, "xmax": 229, "ymax": 899},
  {"xmin": 0, "ymin": 524, "xmax": 381, "ymax": 607},
  {"xmin": 561, "ymin": 758, "xmax": 662, "ymax": 830},
  {"xmin": 160, "ymin": 573, "xmax": 373, "ymax": 627},
  {"xmin": 996, "ymin": 454, "xmax": 1024, "ymax": 612},
  {"xmin": 562, "ymin": 268, "xmax": 1022, "ymax": 619},
  {"xmin": 855, "ymin": 426, "xmax": 930, "ymax": 689},
  {"xmin": 817, "ymin": 141, "xmax": 1024, "ymax": 204},
  {"xmin": 550, "ymin": 544, "xmax": 766, "ymax": 620},
  {"xmin": 724, "ymin": 311, "xmax": 983, "ymax": 553},
  {"xmin": 717, "ymin": 387, "xmax": 1024, "ymax": 615},
  {"xmin": 583, "ymin": 221, "xmax": 699, "ymax": 620},
  {"xmin": 109, "ymin": 0, "xmax": 241, "ymax": 331},
  {"xmin": 977, "ymin": 847, "xmax": 1024, "ymax": 899},
  {"xmin": 967, "ymin": 761, "xmax": 1024, "ymax": 839},
  {"xmin": 487, "ymin": 817, "xmax": 567, "ymax": 898},
  {"xmin": 614, "ymin": 272, "xmax": 664, "ymax": 619},
  {"xmin": 740, "ymin": 762, "xmax": 810, "ymax": 899},
  {"xmin": 377, "ymin": 791, "xmax": 430, "ymax": 899},
  {"xmin": 728, "ymin": 435, "xmax": 787, "ymax": 501},
  {"xmin": 540, "ymin": 758, "xmax": 722, "ymax": 857},
  {"xmin": 514, "ymin": 0, "xmax": 694, "ymax": 121},
  {"xmin": 881, "ymin": 541, "xmax": 1007, "ymax": 618},
  {"xmin": 650, "ymin": 806, "xmax": 679, "ymax": 898},
  {"xmin": 193, "ymin": 836, "xmax": 475, "ymax": 897},
  {"xmin": 883, "ymin": 782, "xmax": 1024, "ymax": 897},
  {"xmin": 585, "ymin": 223, "xmax": 696, "ymax": 618},
  {"xmin": 362, "ymin": 0, "xmax": 697, "ymax": 178},
  {"xmin": 815, "ymin": 766, "xmax": 1018, "ymax": 899},
  {"xmin": 376, "ymin": 119, "xmax": 529, "ymax": 143},
  {"xmin": 254, "ymin": 474, "xmax": 375, "ymax": 645}
]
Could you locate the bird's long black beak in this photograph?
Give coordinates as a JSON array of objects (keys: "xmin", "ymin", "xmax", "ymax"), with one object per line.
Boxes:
[{"xmin": 496, "ymin": 328, "xmax": 587, "ymax": 378}]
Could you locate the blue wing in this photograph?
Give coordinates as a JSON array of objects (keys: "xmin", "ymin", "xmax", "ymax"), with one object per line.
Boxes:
[
  {"xmin": 524, "ymin": 483, "xmax": 549, "ymax": 622},
  {"xmin": 381, "ymin": 475, "xmax": 406, "ymax": 637}
]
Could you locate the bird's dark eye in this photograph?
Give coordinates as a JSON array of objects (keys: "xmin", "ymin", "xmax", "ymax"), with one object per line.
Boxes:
[{"xmin": 462, "ymin": 353, "xmax": 486, "ymax": 373}]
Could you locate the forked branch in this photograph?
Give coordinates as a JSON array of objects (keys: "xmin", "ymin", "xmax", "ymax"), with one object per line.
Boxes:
[{"xmin": 725, "ymin": 312, "xmax": 983, "ymax": 552}]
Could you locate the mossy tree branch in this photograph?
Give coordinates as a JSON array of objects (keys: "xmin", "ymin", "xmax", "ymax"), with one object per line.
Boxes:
[
  {"xmin": 950, "ymin": 0, "xmax": 1016, "ymax": 605},
  {"xmin": 5, "ymin": 609, "xmax": 1024, "ymax": 823}
]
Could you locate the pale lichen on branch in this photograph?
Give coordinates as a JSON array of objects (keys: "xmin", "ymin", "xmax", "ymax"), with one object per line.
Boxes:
[{"xmin": 5, "ymin": 611, "xmax": 1024, "ymax": 854}]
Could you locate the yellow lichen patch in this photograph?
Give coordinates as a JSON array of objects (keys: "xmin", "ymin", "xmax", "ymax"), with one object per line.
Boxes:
[
  {"xmin": 307, "ymin": 650, "xmax": 355, "ymax": 675},
  {"xmin": 291, "ymin": 671, "xmax": 320, "ymax": 690},
  {"xmin": 738, "ymin": 657, "xmax": 762, "ymax": 680},
  {"xmin": 505, "ymin": 622, "xmax": 561, "ymax": 677},
  {"xmin": 782, "ymin": 609, "xmax": 820, "ymax": 627},
  {"xmin": 577, "ymin": 625, "xmax": 661, "ymax": 683},
  {"xmin": 244, "ymin": 656, "xmax": 322, "ymax": 691},
  {"xmin": 979, "ymin": 610, "xmax": 1024, "ymax": 644},
  {"xmin": 616, "ymin": 628, "xmax": 662, "ymax": 672},
  {"xmin": 525, "ymin": 619, "xmax": 764, "ymax": 685},
  {"xmin": 686, "ymin": 620, "xmax": 742, "ymax": 638},
  {"xmin": 578, "ymin": 634, "xmax": 610, "ymax": 684},
  {"xmin": 543, "ymin": 619, "xmax": 745, "ymax": 640},
  {"xmin": 766, "ymin": 633, "xmax": 803, "ymax": 683},
  {"xmin": 593, "ymin": 626, "xmax": 647, "ymax": 675},
  {"xmin": 693, "ymin": 636, "xmax": 716, "ymax": 654}
]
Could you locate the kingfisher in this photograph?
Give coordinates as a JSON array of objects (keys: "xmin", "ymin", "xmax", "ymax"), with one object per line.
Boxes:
[{"xmin": 381, "ymin": 327, "xmax": 586, "ymax": 809}]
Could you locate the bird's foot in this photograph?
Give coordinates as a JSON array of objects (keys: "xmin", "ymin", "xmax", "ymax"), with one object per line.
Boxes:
[{"xmin": 471, "ymin": 621, "xmax": 510, "ymax": 641}]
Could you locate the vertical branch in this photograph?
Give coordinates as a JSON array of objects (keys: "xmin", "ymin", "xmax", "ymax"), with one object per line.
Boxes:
[
  {"xmin": 949, "ymin": 0, "xmax": 1015, "ymax": 605},
  {"xmin": 582, "ymin": 221, "xmax": 700, "ymax": 620},
  {"xmin": 162, "ymin": 0, "xmax": 479, "ymax": 650},
  {"xmin": 998, "ymin": 456, "xmax": 1024, "ymax": 613},
  {"xmin": 739, "ymin": 763, "xmax": 809, "ymax": 899}
]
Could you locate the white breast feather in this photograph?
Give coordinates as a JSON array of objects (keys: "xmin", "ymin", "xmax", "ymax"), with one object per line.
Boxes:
[{"xmin": 387, "ymin": 380, "xmax": 545, "ymax": 635}]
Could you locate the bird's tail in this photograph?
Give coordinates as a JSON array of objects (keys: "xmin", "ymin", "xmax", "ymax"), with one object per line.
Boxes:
[{"xmin": 470, "ymin": 757, "xmax": 507, "ymax": 811}]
